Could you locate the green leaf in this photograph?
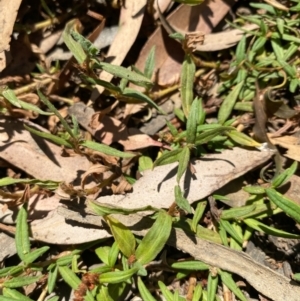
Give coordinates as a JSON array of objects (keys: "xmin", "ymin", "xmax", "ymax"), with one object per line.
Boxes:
[
  {"xmin": 2, "ymin": 88, "xmax": 21, "ymax": 107},
  {"xmin": 221, "ymin": 204, "xmax": 257, "ymax": 220},
  {"xmin": 180, "ymin": 54, "xmax": 195, "ymax": 117},
  {"xmin": 15, "ymin": 206, "xmax": 30, "ymax": 261},
  {"xmin": 235, "ymin": 35, "xmax": 246, "ymax": 65},
  {"xmin": 93, "ymin": 61, "xmax": 153, "ymax": 89},
  {"xmin": 172, "ymin": 261, "xmax": 209, "ymax": 271},
  {"xmin": 158, "ymin": 281, "xmax": 173, "ymax": 301},
  {"xmin": 276, "ymin": 18, "xmax": 284, "ymax": 35},
  {"xmin": 293, "ymin": 273, "xmax": 300, "ymax": 282},
  {"xmin": 244, "ymin": 218, "xmax": 300, "ymax": 239},
  {"xmin": 186, "ymin": 97, "xmax": 201, "ymax": 144},
  {"xmin": 62, "ymin": 20, "xmax": 87, "ymax": 64},
  {"xmin": 0, "ymin": 266, "xmax": 23, "ymax": 278},
  {"xmin": 135, "ymin": 211, "xmax": 172, "ymax": 265},
  {"xmin": 219, "ymin": 219, "xmax": 243, "ymax": 245},
  {"xmin": 3, "ymin": 276, "xmax": 41, "ymax": 288},
  {"xmin": 0, "ymin": 177, "xmax": 59, "ymax": 188},
  {"xmin": 192, "ymin": 201, "xmax": 207, "ymax": 232},
  {"xmin": 266, "ymin": 188, "xmax": 300, "ymax": 223},
  {"xmin": 271, "ymin": 161, "xmax": 298, "ymax": 188},
  {"xmin": 252, "ymin": 36, "xmax": 267, "ymax": 52},
  {"xmin": 58, "ymin": 266, "xmax": 81, "ymax": 289},
  {"xmin": 23, "ymin": 246, "xmax": 50, "ymax": 265},
  {"xmin": 174, "ymin": 185, "xmax": 192, "ymax": 213},
  {"xmin": 2, "ymin": 89, "xmax": 52, "ymax": 115},
  {"xmin": 38, "ymin": 90, "xmax": 75, "ymax": 138},
  {"xmin": 195, "ymin": 126, "xmax": 234, "ymax": 146},
  {"xmin": 122, "ymin": 88, "xmax": 164, "ymax": 114},
  {"xmin": 243, "ymin": 185, "xmax": 265, "ymax": 194},
  {"xmin": 226, "ymin": 130, "xmax": 261, "ymax": 147},
  {"xmin": 153, "ymin": 148, "xmax": 183, "ymax": 168},
  {"xmin": 81, "ymin": 140, "xmax": 134, "ymax": 158},
  {"xmin": 97, "ymin": 286, "xmax": 114, "ymax": 301},
  {"xmin": 218, "ymin": 81, "xmax": 244, "ymax": 124},
  {"xmin": 207, "ymin": 272, "xmax": 218, "ymax": 301},
  {"xmin": 70, "ymin": 30, "xmax": 99, "ymax": 56},
  {"xmin": 108, "ymin": 241, "xmax": 120, "ymax": 267},
  {"xmin": 56, "ymin": 255, "xmax": 74, "ymax": 266},
  {"xmin": 138, "ymin": 156, "xmax": 153, "ymax": 172},
  {"xmin": 95, "ymin": 246, "xmax": 110, "ymax": 266},
  {"xmin": 137, "ymin": 277, "xmax": 158, "ymax": 301},
  {"xmin": 24, "ymin": 124, "xmax": 73, "ymax": 148},
  {"xmin": 85, "ymin": 76, "xmax": 122, "ymax": 94},
  {"xmin": 99, "ymin": 267, "xmax": 139, "ymax": 284},
  {"xmin": 2, "ymin": 288, "xmax": 34, "ymax": 301},
  {"xmin": 169, "ymin": 32, "xmax": 185, "ymax": 41},
  {"xmin": 271, "ymin": 38, "xmax": 284, "ymax": 60},
  {"xmin": 218, "ymin": 269, "xmax": 247, "ymax": 301},
  {"xmin": 144, "ymin": 46, "xmax": 156, "ymax": 79},
  {"xmin": 176, "ymin": 146, "xmax": 190, "ymax": 183},
  {"xmin": 47, "ymin": 265, "xmax": 58, "ymax": 293},
  {"xmin": 105, "ymin": 216, "xmax": 136, "ymax": 258},
  {"xmin": 192, "ymin": 284, "xmax": 202, "ymax": 301}
]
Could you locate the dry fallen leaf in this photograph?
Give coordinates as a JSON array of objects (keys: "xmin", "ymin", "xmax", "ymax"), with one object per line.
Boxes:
[
  {"xmin": 30, "ymin": 146, "xmax": 274, "ymax": 244},
  {"xmin": 0, "ymin": 117, "xmax": 91, "ymax": 183},
  {"xmin": 69, "ymin": 102, "xmax": 162, "ymax": 151},
  {"xmin": 269, "ymin": 135, "xmax": 300, "ymax": 162},
  {"xmin": 0, "ymin": 0, "xmax": 22, "ymax": 71},
  {"xmin": 91, "ymin": 0, "xmax": 147, "ymax": 101}
]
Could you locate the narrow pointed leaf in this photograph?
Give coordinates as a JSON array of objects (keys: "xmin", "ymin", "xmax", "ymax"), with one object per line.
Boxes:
[
  {"xmin": 58, "ymin": 266, "xmax": 80, "ymax": 289},
  {"xmin": 138, "ymin": 277, "xmax": 158, "ymax": 301},
  {"xmin": 99, "ymin": 267, "xmax": 139, "ymax": 284},
  {"xmin": 272, "ymin": 161, "xmax": 298, "ymax": 188},
  {"xmin": 94, "ymin": 61, "xmax": 153, "ymax": 89},
  {"xmin": 207, "ymin": 272, "xmax": 218, "ymax": 301},
  {"xmin": 15, "ymin": 206, "xmax": 30, "ymax": 261},
  {"xmin": 266, "ymin": 188, "xmax": 300, "ymax": 223},
  {"xmin": 144, "ymin": 46, "xmax": 156, "ymax": 79},
  {"xmin": 62, "ymin": 20, "xmax": 86, "ymax": 64},
  {"xmin": 181, "ymin": 54, "xmax": 195, "ymax": 117},
  {"xmin": 105, "ymin": 216, "xmax": 136, "ymax": 258},
  {"xmin": 81, "ymin": 140, "xmax": 134, "ymax": 158},
  {"xmin": 174, "ymin": 185, "xmax": 192, "ymax": 213},
  {"xmin": 24, "ymin": 125, "xmax": 73, "ymax": 148},
  {"xmin": 218, "ymin": 269, "xmax": 247, "ymax": 301},
  {"xmin": 172, "ymin": 261, "xmax": 209, "ymax": 271},
  {"xmin": 244, "ymin": 218, "xmax": 300, "ymax": 239},
  {"xmin": 153, "ymin": 148, "xmax": 183, "ymax": 168},
  {"xmin": 2, "ymin": 288, "xmax": 34, "ymax": 301},
  {"xmin": 108, "ymin": 241, "xmax": 120, "ymax": 267},
  {"xmin": 192, "ymin": 201, "xmax": 207, "ymax": 232},
  {"xmin": 122, "ymin": 88, "xmax": 164, "ymax": 114},
  {"xmin": 218, "ymin": 81, "xmax": 244, "ymax": 124},
  {"xmin": 38, "ymin": 90, "xmax": 75, "ymax": 138},
  {"xmin": 135, "ymin": 211, "xmax": 172, "ymax": 265},
  {"xmin": 219, "ymin": 219, "xmax": 243, "ymax": 245},
  {"xmin": 23, "ymin": 246, "xmax": 50, "ymax": 265},
  {"xmin": 195, "ymin": 126, "xmax": 234, "ymax": 146},
  {"xmin": 226, "ymin": 130, "xmax": 261, "ymax": 147},
  {"xmin": 3, "ymin": 276, "xmax": 41, "ymax": 288},
  {"xmin": 186, "ymin": 98, "xmax": 201, "ymax": 144},
  {"xmin": 176, "ymin": 146, "xmax": 190, "ymax": 183}
]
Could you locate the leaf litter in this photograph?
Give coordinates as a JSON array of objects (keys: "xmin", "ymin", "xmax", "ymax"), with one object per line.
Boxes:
[{"xmin": 1, "ymin": 1, "xmax": 300, "ymax": 301}]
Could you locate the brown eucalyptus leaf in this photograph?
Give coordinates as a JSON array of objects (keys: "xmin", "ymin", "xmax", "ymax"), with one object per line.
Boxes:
[
  {"xmin": 30, "ymin": 147, "xmax": 274, "ymax": 245},
  {"xmin": 0, "ymin": 117, "xmax": 90, "ymax": 183}
]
